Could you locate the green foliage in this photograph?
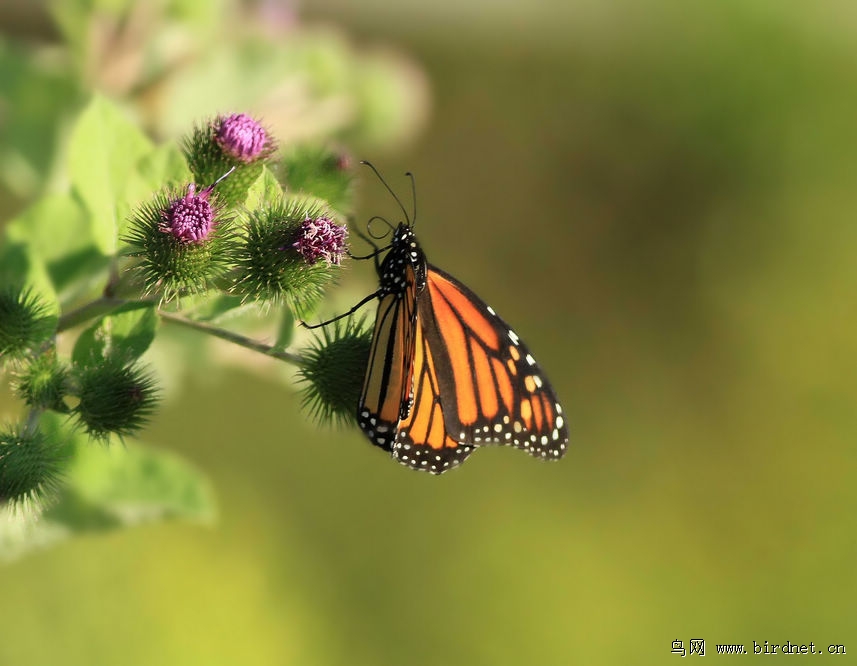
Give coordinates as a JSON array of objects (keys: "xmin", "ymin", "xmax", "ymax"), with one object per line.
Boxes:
[
  {"xmin": 282, "ymin": 145, "xmax": 354, "ymax": 212},
  {"xmin": 68, "ymin": 95, "xmax": 155, "ymax": 255},
  {"xmin": 0, "ymin": 241, "xmax": 59, "ymax": 321},
  {"xmin": 0, "ymin": 38, "xmax": 81, "ymax": 199},
  {"xmin": 2, "ymin": 194, "xmax": 108, "ymax": 294},
  {"xmin": 0, "ymin": 419, "xmax": 215, "ymax": 562},
  {"xmin": 72, "ymin": 302, "xmax": 159, "ymax": 365},
  {"xmin": 244, "ymin": 166, "xmax": 285, "ymax": 210},
  {"xmin": 0, "ymin": 0, "xmax": 429, "ymax": 560}
]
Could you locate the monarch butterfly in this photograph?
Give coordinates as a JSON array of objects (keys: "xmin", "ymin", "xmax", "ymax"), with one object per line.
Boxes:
[{"xmin": 311, "ymin": 165, "xmax": 569, "ymax": 474}]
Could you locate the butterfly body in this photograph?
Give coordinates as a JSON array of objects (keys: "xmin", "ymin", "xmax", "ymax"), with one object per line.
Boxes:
[{"xmin": 358, "ymin": 222, "xmax": 569, "ymax": 474}]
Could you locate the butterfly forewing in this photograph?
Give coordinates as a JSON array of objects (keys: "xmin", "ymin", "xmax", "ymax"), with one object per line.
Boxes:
[{"xmin": 420, "ymin": 266, "xmax": 569, "ymax": 460}]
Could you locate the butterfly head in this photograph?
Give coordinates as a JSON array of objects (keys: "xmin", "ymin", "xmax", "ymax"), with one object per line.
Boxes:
[{"xmin": 391, "ymin": 221, "xmax": 415, "ymax": 244}]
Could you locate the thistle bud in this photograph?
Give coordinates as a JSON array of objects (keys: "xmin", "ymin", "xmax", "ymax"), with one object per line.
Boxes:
[
  {"xmin": 0, "ymin": 287, "xmax": 54, "ymax": 362},
  {"xmin": 72, "ymin": 359, "xmax": 158, "ymax": 440},
  {"xmin": 297, "ymin": 318, "xmax": 372, "ymax": 426},
  {"xmin": 13, "ymin": 351, "xmax": 69, "ymax": 413},
  {"xmin": 123, "ymin": 184, "xmax": 234, "ymax": 302},
  {"xmin": 0, "ymin": 425, "xmax": 67, "ymax": 508},
  {"xmin": 231, "ymin": 198, "xmax": 348, "ymax": 316},
  {"xmin": 183, "ymin": 113, "xmax": 276, "ymax": 208}
]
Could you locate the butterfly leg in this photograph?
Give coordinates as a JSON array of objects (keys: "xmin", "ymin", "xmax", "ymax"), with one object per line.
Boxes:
[{"xmin": 300, "ymin": 289, "xmax": 381, "ymax": 329}]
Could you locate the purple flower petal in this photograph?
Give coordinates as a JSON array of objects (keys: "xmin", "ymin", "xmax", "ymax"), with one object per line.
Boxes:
[
  {"xmin": 159, "ymin": 184, "xmax": 215, "ymax": 244},
  {"xmin": 292, "ymin": 216, "xmax": 348, "ymax": 265},
  {"xmin": 215, "ymin": 113, "xmax": 269, "ymax": 162}
]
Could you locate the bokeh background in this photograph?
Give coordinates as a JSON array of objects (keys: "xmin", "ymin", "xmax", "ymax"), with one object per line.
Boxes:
[{"xmin": 1, "ymin": 0, "xmax": 856, "ymax": 664}]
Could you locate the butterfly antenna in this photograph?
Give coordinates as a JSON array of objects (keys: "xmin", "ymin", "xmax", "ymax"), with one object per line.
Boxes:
[
  {"xmin": 405, "ymin": 171, "xmax": 417, "ymax": 228},
  {"xmin": 361, "ymin": 160, "xmax": 411, "ymax": 225},
  {"xmin": 365, "ymin": 214, "xmax": 396, "ymax": 239}
]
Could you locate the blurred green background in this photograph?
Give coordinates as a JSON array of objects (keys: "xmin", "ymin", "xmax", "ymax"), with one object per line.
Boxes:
[{"xmin": 1, "ymin": 0, "xmax": 856, "ymax": 664}]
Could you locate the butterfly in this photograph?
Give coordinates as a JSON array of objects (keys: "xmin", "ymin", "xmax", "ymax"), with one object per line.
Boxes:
[{"xmin": 310, "ymin": 165, "xmax": 569, "ymax": 474}]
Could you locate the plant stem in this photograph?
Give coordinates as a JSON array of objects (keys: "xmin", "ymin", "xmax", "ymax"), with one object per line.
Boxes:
[
  {"xmin": 24, "ymin": 408, "xmax": 43, "ymax": 437},
  {"xmin": 57, "ymin": 297, "xmax": 129, "ymax": 333},
  {"xmin": 57, "ymin": 295, "xmax": 303, "ymax": 365},
  {"xmin": 158, "ymin": 311, "xmax": 304, "ymax": 366}
]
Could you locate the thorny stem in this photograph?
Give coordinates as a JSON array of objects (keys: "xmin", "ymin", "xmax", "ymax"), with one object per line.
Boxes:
[{"xmin": 157, "ymin": 311, "xmax": 304, "ymax": 366}]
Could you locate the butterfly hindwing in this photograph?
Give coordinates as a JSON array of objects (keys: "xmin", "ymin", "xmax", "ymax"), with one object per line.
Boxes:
[{"xmin": 391, "ymin": 315, "xmax": 475, "ymax": 473}]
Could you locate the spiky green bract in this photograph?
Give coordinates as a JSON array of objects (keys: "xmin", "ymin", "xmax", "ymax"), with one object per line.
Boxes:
[
  {"xmin": 182, "ymin": 116, "xmax": 276, "ymax": 208},
  {"xmin": 13, "ymin": 352, "xmax": 69, "ymax": 413},
  {"xmin": 297, "ymin": 318, "xmax": 372, "ymax": 427},
  {"xmin": 123, "ymin": 187, "xmax": 235, "ymax": 302},
  {"xmin": 72, "ymin": 358, "xmax": 159, "ymax": 440},
  {"xmin": 283, "ymin": 145, "xmax": 353, "ymax": 211},
  {"xmin": 0, "ymin": 287, "xmax": 55, "ymax": 362},
  {"xmin": 0, "ymin": 425, "xmax": 68, "ymax": 509},
  {"xmin": 231, "ymin": 197, "xmax": 346, "ymax": 317}
]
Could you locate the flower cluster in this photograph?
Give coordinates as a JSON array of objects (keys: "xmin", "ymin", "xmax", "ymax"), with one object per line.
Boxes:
[{"xmin": 2, "ymin": 108, "xmax": 367, "ymax": 510}]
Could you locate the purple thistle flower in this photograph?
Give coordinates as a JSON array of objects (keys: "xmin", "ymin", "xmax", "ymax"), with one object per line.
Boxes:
[
  {"xmin": 292, "ymin": 216, "xmax": 348, "ymax": 266},
  {"xmin": 159, "ymin": 184, "xmax": 215, "ymax": 244},
  {"xmin": 215, "ymin": 113, "xmax": 270, "ymax": 162}
]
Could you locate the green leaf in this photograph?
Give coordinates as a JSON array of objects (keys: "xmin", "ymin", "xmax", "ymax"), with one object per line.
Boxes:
[
  {"xmin": 0, "ymin": 431, "xmax": 216, "ymax": 562},
  {"xmin": 2, "ymin": 193, "xmax": 108, "ymax": 293},
  {"xmin": 244, "ymin": 165, "xmax": 284, "ymax": 210},
  {"xmin": 137, "ymin": 142, "xmax": 193, "ymax": 189},
  {"xmin": 58, "ymin": 440, "xmax": 216, "ymax": 525},
  {"xmin": 72, "ymin": 302, "xmax": 159, "ymax": 365},
  {"xmin": 67, "ymin": 94, "xmax": 154, "ymax": 255},
  {"xmin": 184, "ymin": 293, "xmax": 249, "ymax": 323},
  {"xmin": 282, "ymin": 145, "xmax": 353, "ymax": 212},
  {"xmin": 0, "ymin": 41, "xmax": 80, "ymax": 199}
]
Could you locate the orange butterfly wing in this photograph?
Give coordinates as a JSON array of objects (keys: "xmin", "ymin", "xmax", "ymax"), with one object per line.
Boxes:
[
  {"xmin": 390, "ymin": 265, "xmax": 568, "ymax": 473},
  {"xmin": 356, "ymin": 223, "xmax": 568, "ymax": 475},
  {"xmin": 357, "ymin": 260, "xmax": 420, "ymax": 451},
  {"xmin": 390, "ymin": 309, "xmax": 476, "ymax": 472}
]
